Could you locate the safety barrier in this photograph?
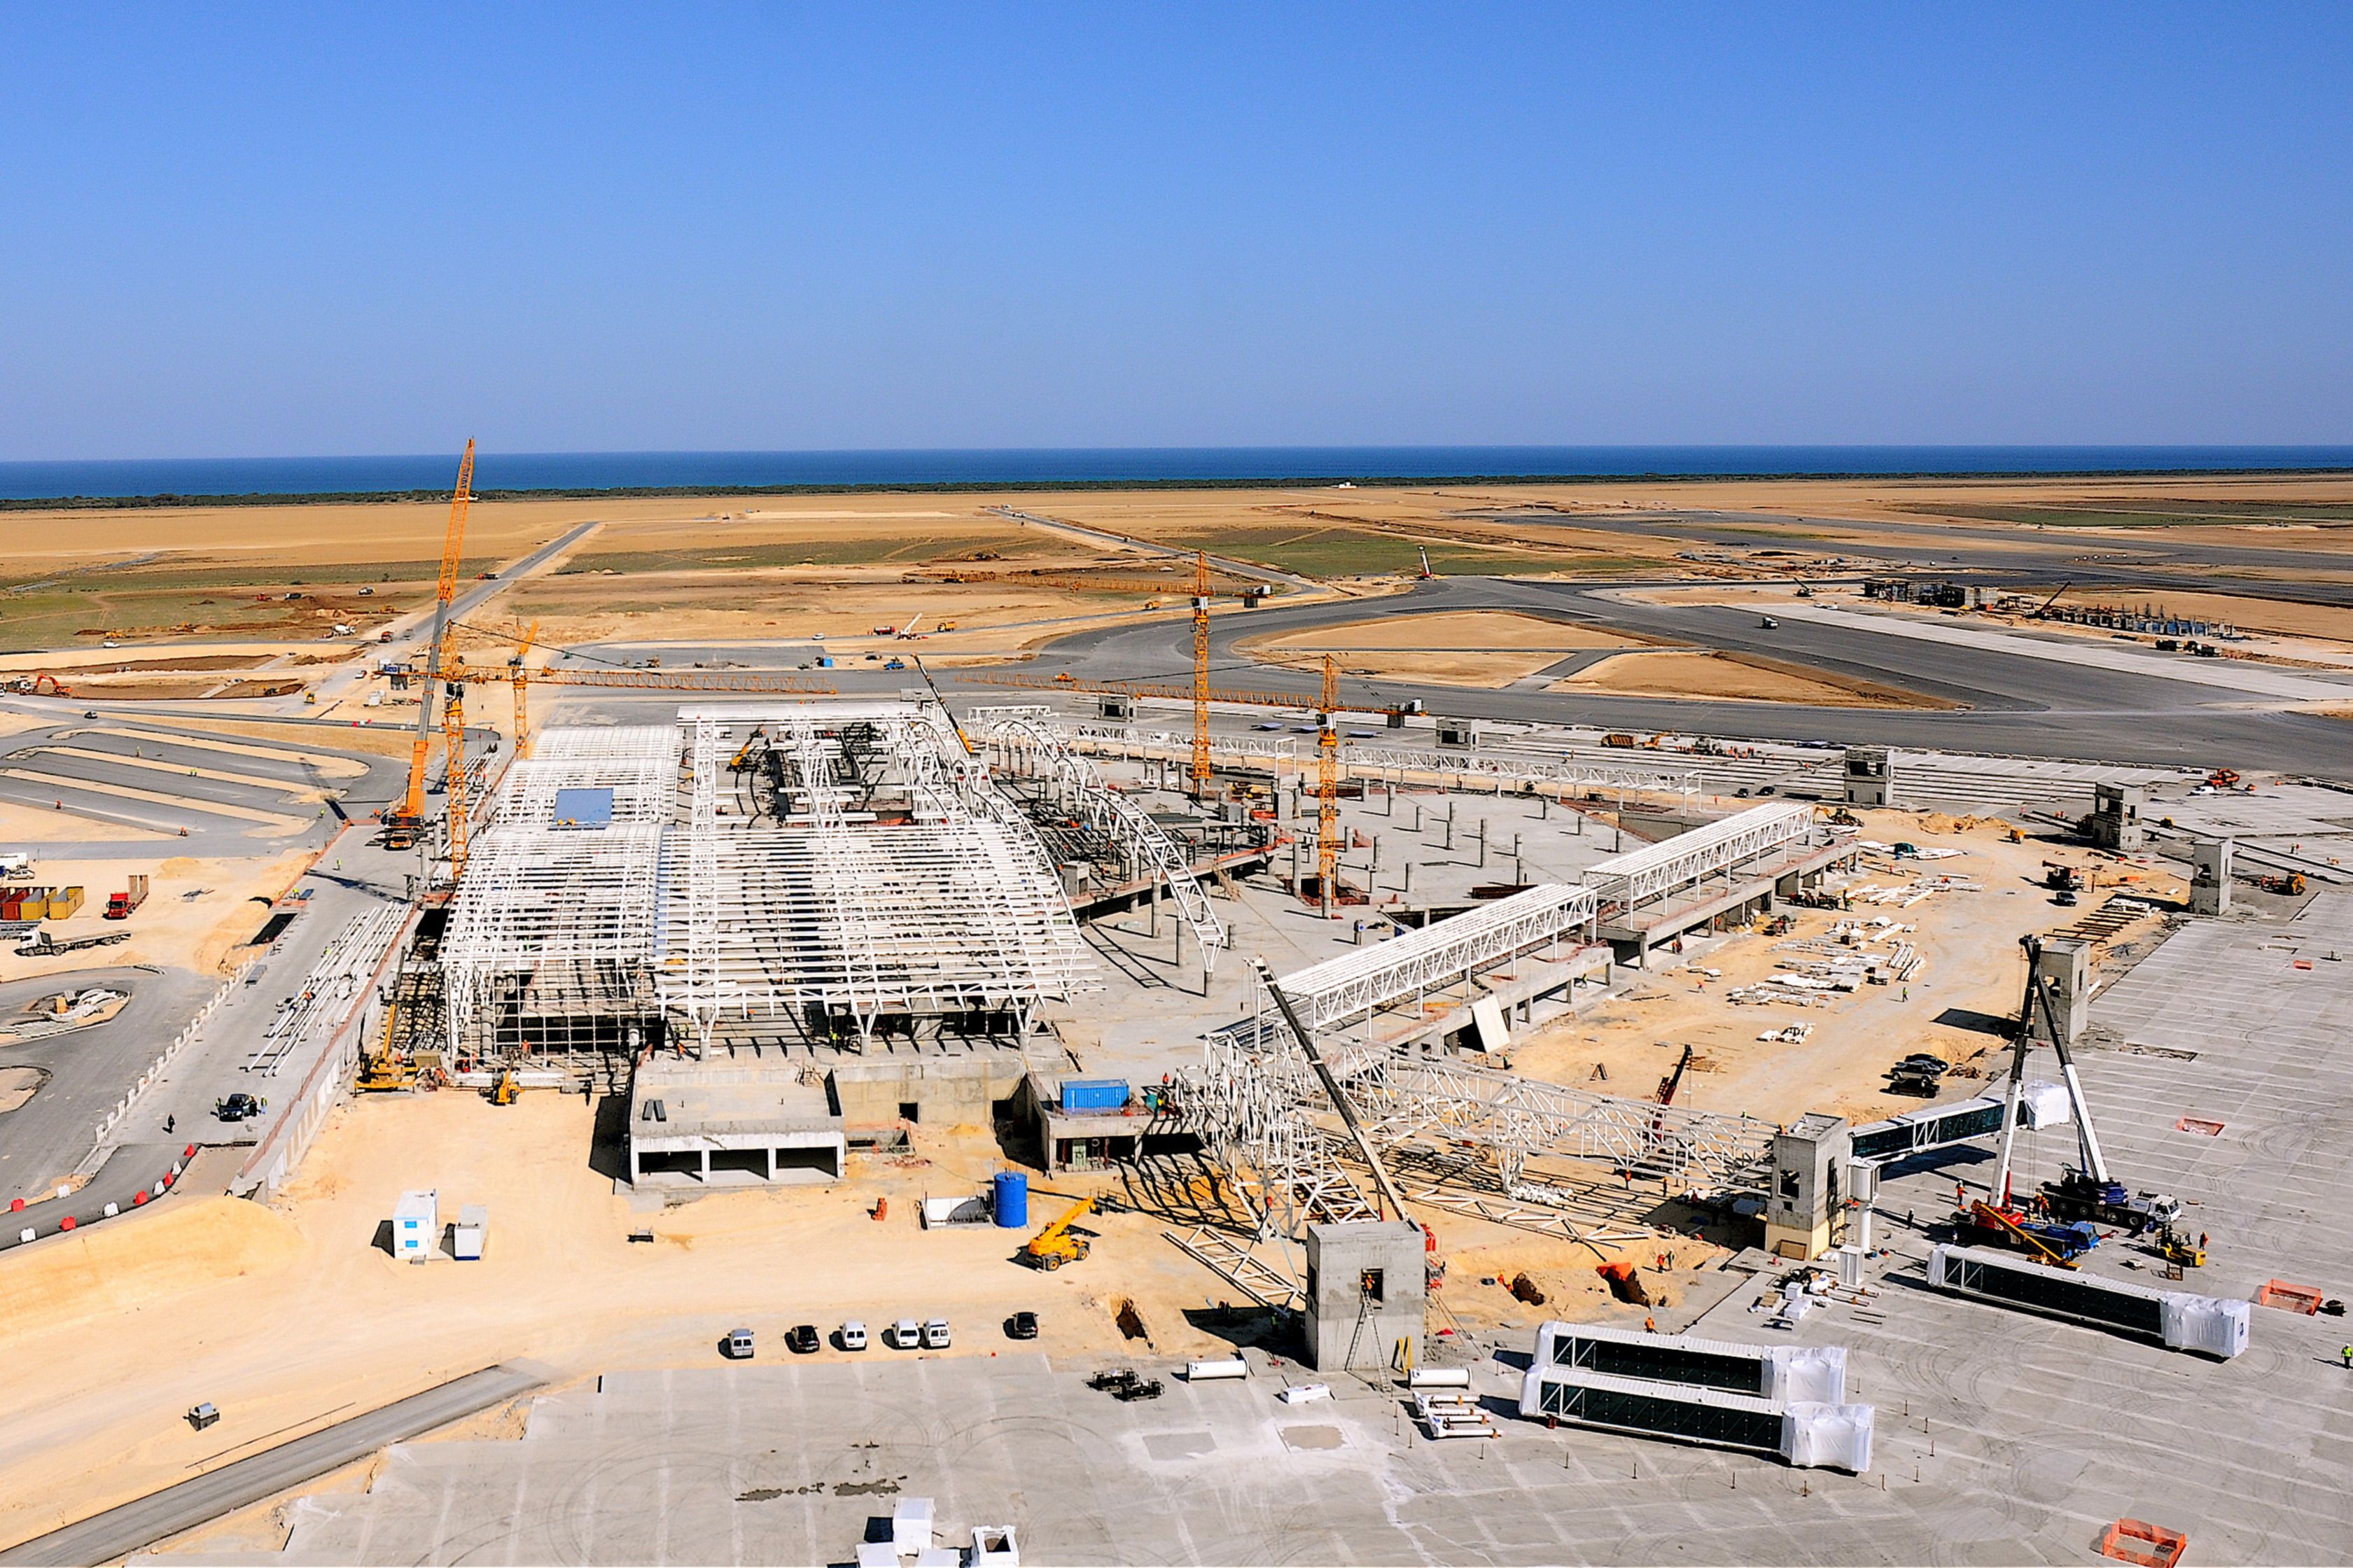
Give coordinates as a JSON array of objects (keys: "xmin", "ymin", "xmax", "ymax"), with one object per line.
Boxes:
[
  {"xmin": 4, "ymin": 1144, "xmax": 196, "ymax": 1250},
  {"xmin": 80, "ymin": 962, "xmax": 254, "ymax": 1170}
]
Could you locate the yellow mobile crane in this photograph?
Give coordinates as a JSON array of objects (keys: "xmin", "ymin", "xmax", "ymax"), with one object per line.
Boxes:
[{"xmin": 1022, "ymin": 1196, "xmax": 1096, "ymax": 1270}]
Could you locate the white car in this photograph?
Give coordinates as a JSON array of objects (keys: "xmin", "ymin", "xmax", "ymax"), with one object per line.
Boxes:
[
  {"xmin": 892, "ymin": 1317, "xmax": 922, "ymax": 1349},
  {"xmin": 839, "ymin": 1320, "xmax": 867, "ymax": 1352},
  {"xmin": 923, "ymin": 1318, "xmax": 951, "ymax": 1350}
]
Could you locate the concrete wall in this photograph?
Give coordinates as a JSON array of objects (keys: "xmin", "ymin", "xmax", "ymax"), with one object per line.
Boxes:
[
  {"xmin": 830, "ymin": 1055, "xmax": 1028, "ymax": 1128},
  {"xmin": 1765, "ymin": 1114, "xmax": 1848, "ymax": 1261},
  {"xmin": 1304, "ymin": 1220, "xmax": 1426, "ymax": 1372}
]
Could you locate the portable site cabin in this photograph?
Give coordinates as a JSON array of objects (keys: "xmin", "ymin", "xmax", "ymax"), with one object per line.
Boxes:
[
  {"xmin": 453, "ymin": 1204, "xmax": 488, "ymax": 1260},
  {"xmin": 392, "ymin": 1189, "xmax": 438, "ymax": 1263}
]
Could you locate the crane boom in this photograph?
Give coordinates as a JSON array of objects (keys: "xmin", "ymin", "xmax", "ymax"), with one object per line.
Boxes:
[{"xmin": 391, "ymin": 441, "xmax": 475, "ymax": 840}]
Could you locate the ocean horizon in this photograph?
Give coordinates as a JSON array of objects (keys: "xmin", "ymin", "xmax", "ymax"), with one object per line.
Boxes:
[{"xmin": 4, "ymin": 444, "xmax": 2351, "ymax": 502}]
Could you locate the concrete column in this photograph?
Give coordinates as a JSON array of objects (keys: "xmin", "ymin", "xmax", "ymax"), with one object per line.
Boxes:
[{"xmin": 2191, "ymin": 838, "xmax": 2233, "ymax": 916}]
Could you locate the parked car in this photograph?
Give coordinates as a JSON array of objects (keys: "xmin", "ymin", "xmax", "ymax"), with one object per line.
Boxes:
[
  {"xmin": 838, "ymin": 1320, "xmax": 867, "ymax": 1352},
  {"xmin": 723, "ymin": 1328, "xmax": 755, "ymax": 1360},
  {"xmin": 892, "ymin": 1317, "xmax": 922, "ymax": 1349},
  {"xmin": 922, "ymin": 1318, "xmax": 951, "ymax": 1350},
  {"xmin": 1006, "ymin": 1310, "xmax": 1039, "ymax": 1341},
  {"xmin": 216, "ymin": 1092, "xmax": 265, "ymax": 1122},
  {"xmin": 1892, "ymin": 1054, "xmax": 1948, "ymax": 1077},
  {"xmin": 786, "ymin": 1324, "xmax": 820, "ymax": 1355}
]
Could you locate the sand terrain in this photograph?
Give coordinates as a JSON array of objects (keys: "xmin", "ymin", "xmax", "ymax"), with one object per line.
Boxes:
[
  {"xmin": 1235, "ymin": 610, "xmax": 1669, "ymax": 690},
  {"xmin": 1509, "ymin": 811, "xmax": 2151, "ymax": 1127},
  {"xmin": 0, "ymin": 1086, "xmax": 1656, "ymax": 1550},
  {"xmin": 1552, "ymin": 650, "xmax": 1956, "ymax": 708},
  {"xmin": 0, "ymin": 847, "xmax": 314, "ymax": 985}
]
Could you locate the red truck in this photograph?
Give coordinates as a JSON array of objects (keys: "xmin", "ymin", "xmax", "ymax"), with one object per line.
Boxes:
[{"xmin": 103, "ymin": 874, "xmax": 148, "ymax": 920}]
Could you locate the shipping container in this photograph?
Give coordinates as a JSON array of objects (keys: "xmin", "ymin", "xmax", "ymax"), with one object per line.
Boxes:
[{"xmin": 1059, "ymin": 1079, "xmax": 1130, "ymax": 1112}]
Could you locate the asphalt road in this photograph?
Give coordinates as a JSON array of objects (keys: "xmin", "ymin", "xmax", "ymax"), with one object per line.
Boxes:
[
  {"xmin": 0, "ymin": 966, "xmax": 214, "ymax": 1209},
  {"xmin": 964, "ymin": 574, "xmax": 2353, "ymax": 775},
  {"xmin": 0, "ymin": 1363, "xmax": 548, "ymax": 1567}
]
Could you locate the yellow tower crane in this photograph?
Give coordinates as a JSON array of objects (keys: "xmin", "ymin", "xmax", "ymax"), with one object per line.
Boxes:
[
  {"xmin": 1191, "ymin": 550, "xmax": 1213, "ymax": 799},
  {"xmin": 383, "ymin": 441, "xmax": 474, "ymax": 855},
  {"xmin": 1317, "ymin": 654, "xmax": 1340, "ymax": 918}
]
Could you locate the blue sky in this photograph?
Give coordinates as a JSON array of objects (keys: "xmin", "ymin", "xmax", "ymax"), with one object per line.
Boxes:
[{"xmin": 2, "ymin": 5, "xmax": 2348, "ymax": 457}]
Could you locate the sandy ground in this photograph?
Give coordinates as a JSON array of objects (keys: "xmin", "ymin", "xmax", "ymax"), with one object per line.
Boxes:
[
  {"xmin": 0, "ymin": 847, "xmax": 313, "ymax": 986},
  {"xmin": 1509, "ymin": 812, "xmax": 2142, "ymax": 1126},
  {"xmin": 1551, "ymin": 650, "xmax": 1954, "ymax": 708},
  {"xmin": 0, "ymin": 799, "xmax": 172, "ymax": 844},
  {"xmin": 1243, "ymin": 608, "xmax": 1666, "ymax": 654},
  {"xmin": 0, "ymin": 1091, "xmax": 1276, "ymax": 1548}
]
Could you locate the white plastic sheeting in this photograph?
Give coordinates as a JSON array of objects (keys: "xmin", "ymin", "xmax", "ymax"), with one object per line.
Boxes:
[
  {"xmin": 2017, "ymin": 1079, "xmax": 2074, "ymax": 1128},
  {"xmin": 1780, "ymin": 1402, "xmax": 1874, "ymax": 1472},
  {"xmin": 1767, "ymin": 1345, "xmax": 1848, "ymax": 1405},
  {"xmin": 2160, "ymin": 1293, "xmax": 2251, "ymax": 1358}
]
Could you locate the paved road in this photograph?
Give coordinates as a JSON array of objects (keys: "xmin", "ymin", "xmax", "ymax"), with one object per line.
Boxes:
[
  {"xmin": 0, "ymin": 1363, "xmax": 547, "ymax": 1567},
  {"xmin": 971, "ymin": 574, "xmax": 2353, "ymax": 775},
  {"xmin": 0, "ymin": 966, "xmax": 215, "ymax": 1209}
]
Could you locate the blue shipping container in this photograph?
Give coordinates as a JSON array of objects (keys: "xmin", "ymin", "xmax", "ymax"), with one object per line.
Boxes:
[{"xmin": 1061, "ymin": 1079, "xmax": 1129, "ymax": 1112}]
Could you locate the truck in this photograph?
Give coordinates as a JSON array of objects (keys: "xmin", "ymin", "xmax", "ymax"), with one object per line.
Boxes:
[
  {"xmin": 2038, "ymin": 1167, "xmax": 2181, "ymax": 1237},
  {"xmin": 103, "ymin": 874, "xmax": 149, "ymax": 920}
]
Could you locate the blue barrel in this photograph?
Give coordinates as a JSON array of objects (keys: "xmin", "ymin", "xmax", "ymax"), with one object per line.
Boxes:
[{"xmin": 992, "ymin": 1170, "xmax": 1028, "ymax": 1229}]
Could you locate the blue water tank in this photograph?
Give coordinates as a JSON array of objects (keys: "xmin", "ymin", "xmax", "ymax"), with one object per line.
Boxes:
[{"xmin": 993, "ymin": 1170, "xmax": 1028, "ymax": 1229}]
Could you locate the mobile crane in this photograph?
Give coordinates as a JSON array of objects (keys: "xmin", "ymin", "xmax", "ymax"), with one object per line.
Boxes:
[{"xmin": 1022, "ymin": 1196, "xmax": 1096, "ymax": 1270}]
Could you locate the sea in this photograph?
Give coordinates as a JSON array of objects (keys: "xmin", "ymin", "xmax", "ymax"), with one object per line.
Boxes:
[{"xmin": 3, "ymin": 445, "xmax": 2350, "ymax": 501}]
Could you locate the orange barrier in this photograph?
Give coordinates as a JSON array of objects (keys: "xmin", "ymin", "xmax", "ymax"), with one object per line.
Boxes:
[
  {"xmin": 2099, "ymin": 1518, "xmax": 2186, "ymax": 1568},
  {"xmin": 2254, "ymin": 1279, "xmax": 2323, "ymax": 1315}
]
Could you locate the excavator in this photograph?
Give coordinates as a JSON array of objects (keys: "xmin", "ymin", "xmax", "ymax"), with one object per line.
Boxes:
[
  {"xmin": 383, "ymin": 442, "xmax": 475, "ymax": 854},
  {"xmin": 1022, "ymin": 1196, "xmax": 1095, "ymax": 1270}
]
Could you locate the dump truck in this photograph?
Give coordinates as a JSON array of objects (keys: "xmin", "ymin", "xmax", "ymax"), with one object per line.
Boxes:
[{"xmin": 103, "ymin": 874, "xmax": 149, "ymax": 920}]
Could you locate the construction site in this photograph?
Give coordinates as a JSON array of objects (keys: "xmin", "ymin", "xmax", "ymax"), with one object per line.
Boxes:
[{"xmin": 4, "ymin": 455, "xmax": 2353, "ymax": 1567}]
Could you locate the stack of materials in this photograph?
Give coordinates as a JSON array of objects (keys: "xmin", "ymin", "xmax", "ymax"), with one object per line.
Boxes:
[
  {"xmin": 1516, "ymin": 1320, "xmax": 1873, "ymax": 1472},
  {"xmin": 1413, "ymin": 1388, "xmax": 1496, "ymax": 1439}
]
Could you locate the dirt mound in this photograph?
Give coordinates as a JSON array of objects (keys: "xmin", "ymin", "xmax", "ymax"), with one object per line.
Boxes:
[{"xmin": 0, "ymin": 1196, "xmax": 302, "ymax": 1336}]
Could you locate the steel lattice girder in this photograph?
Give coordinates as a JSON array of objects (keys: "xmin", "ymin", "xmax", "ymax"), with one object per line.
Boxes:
[
  {"xmin": 977, "ymin": 713, "xmax": 1227, "ymax": 967},
  {"xmin": 1263, "ymin": 883, "xmax": 1598, "ymax": 1032},
  {"xmin": 1586, "ymin": 801, "xmax": 1817, "ymax": 910}
]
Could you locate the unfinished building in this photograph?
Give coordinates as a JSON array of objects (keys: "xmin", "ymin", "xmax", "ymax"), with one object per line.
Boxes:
[{"xmin": 438, "ymin": 701, "xmax": 1098, "ymax": 1079}]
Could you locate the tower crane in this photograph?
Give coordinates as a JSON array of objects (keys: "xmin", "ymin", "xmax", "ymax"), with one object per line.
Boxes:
[
  {"xmin": 1315, "ymin": 654, "xmax": 1340, "ymax": 916},
  {"xmin": 1191, "ymin": 550, "xmax": 1213, "ymax": 800},
  {"xmin": 382, "ymin": 442, "xmax": 474, "ymax": 854}
]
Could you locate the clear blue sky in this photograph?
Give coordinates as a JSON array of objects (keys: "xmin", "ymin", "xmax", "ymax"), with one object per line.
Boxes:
[{"xmin": 3, "ymin": 5, "xmax": 2348, "ymax": 458}]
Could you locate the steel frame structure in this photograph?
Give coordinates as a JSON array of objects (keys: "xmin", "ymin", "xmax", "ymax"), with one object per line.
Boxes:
[
  {"xmin": 1182, "ymin": 1011, "xmax": 1772, "ymax": 1242},
  {"xmin": 1257, "ymin": 883, "xmax": 1598, "ymax": 1035},
  {"xmin": 1586, "ymin": 801, "xmax": 1817, "ymax": 912},
  {"xmin": 441, "ymin": 727, "xmax": 678, "ymax": 1060},
  {"xmin": 442, "ymin": 704, "xmax": 1093, "ymax": 1065},
  {"xmin": 974, "ymin": 709, "xmax": 1227, "ymax": 970}
]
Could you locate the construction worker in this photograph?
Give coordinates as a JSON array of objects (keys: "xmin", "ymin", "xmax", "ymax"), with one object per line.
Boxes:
[{"xmin": 2342, "ymin": 1345, "xmax": 2352, "ymax": 1370}]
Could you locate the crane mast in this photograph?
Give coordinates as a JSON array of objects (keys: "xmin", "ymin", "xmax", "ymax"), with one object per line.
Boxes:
[
  {"xmin": 386, "ymin": 440, "xmax": 475, "ymax": 853},
  {"xmin": 1190, "ymin": 551, "xmax": 1213, "ymax": 799},
  {"xmin": 1317, "ymin": 654, "xmax": 1340, "ymax": 917}
]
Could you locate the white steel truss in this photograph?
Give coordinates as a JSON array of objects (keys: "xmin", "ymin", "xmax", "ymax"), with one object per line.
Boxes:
[
  {"xmin": 1258, "ymin": 883, "xmax": 1598, "ymax": 1034},
  {"xmin": 1338, "ymin": 743, "xmax": 1701, "ymax": 800},
  {"xmin": 1180, "ymin": 1016, "xmax": 1773, "ymax": 1241},
  {"xmin": 651, "ymin": 705, "xmax": 1094, "ymax": 1049},
  {"xmin": 975, "ymin": 710, "xmax": 1227, "ymax": 970},
  {"xmin": 1586, "ymin": 800, "xmax": 1817, "ymax": 911},
  {"xmin": 441, "ymin": 725, "xmax": 677, "ymax": 1053}
]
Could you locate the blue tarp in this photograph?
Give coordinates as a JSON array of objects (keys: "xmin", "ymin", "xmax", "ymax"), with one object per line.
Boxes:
[{"xmin": 552, "ymin": 787, "xmax": 615, "ymax": 830}]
